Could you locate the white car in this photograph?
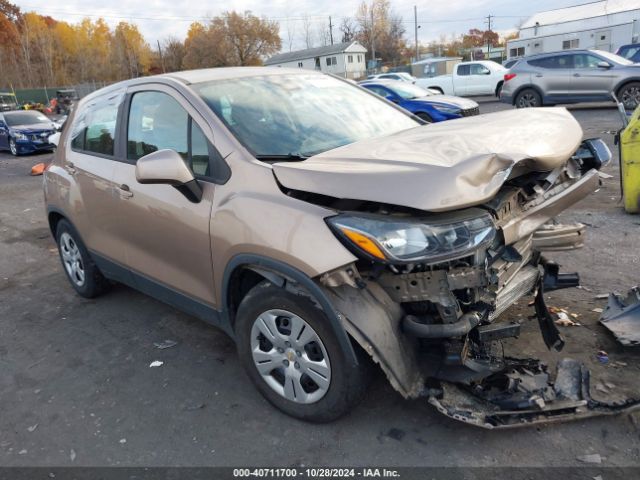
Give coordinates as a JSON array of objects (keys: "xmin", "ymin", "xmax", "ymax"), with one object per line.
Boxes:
[
  {"xmin": 367, "ymin": 72, "xmax": 417, "ymax": 83},
  {"xmin": 416, "ymin": 60, "xmax": 507, "ymax": 97}
]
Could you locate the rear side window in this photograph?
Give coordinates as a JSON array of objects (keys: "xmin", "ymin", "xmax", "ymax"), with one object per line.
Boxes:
[
  {"xmin": 469, "ymin": 64, "xmax": 490, "ymax": 75},
  {"xmin": 70, "ymin": 92, "xmax": 122, "ymax": 156},
  {"xmin": 457, "ymin": 64, "xmax": 470, "ymax": 76},
  {"xmin": 528, "ymin": 55, "xmax": 573, "ymax": 69}
]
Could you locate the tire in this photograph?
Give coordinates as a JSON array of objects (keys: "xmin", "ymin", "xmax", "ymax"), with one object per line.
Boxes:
[
  {"xmin": 416, "ymin": 112, "xmax": 433, "ymax": 123},
  {"xmin": 495, "ymin": 82, "xmax": 503, "ymax": 98},
  {"xmin": 9, "ymin": 137, "xmax": 18, "ymax": 156},
  {"xmin": 55, "ymin": 219, "xmax": 110, "ymax": 298},
  {"xmin": 618, "ymin": 82, "xmax": 640, "ymax": 110},
  {"xmin": 235, "ymin": 282, "xmax": 372, "ymax": 422},
  {"xmin": 515, "ymin": 88, "xmax": 542, "ymax": 108}
]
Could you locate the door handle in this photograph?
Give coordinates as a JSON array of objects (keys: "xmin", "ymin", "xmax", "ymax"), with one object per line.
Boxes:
[
  {"xmin": 64, "ymin": 162, "xmax": 76, "ymax": 175},
  {"xmin": 118, "ymin": 184, "xmax": 134, "ymax": 199}
]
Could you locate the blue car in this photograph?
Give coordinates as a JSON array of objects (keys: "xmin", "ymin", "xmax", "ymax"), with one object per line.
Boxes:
[
  {"xmin": 0, "ymin": 110, "xmax": 59, "ymax": 156},
  {"xmin": 616, "ymin": 44, "xmax": 640, "ymax": 63},
  {"xmin": 359, "ymin": 80, "xmax": 479, "ymax": 123}
]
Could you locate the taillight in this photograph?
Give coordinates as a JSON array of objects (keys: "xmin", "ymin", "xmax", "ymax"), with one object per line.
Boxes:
[{"xmin": 504, "ymin": 73, "xmax": 517, "ymax": 82}]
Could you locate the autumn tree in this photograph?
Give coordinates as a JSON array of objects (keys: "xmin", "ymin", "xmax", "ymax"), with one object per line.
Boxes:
[
  {"xmin": 183, "ymin": 11, "xmax": 280, "ymax": 69},
  {"xmin": 112, "ymin": 22, "xmax": 151, "ymax": 79},
  {"xmin": 161, "ymin": 37, "xmax": 186, "ymax": 72},
  {"xmin": 462, "ymin": 28, "xmax": 499, "ymax": 49},
  {"xmin": 355, "ymin": 0, "xmax": 408, "ymax": 65}
]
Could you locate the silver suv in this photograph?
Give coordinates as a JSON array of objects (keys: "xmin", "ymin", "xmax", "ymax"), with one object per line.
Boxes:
[{"xmin": 501, "ymin": 49, "xmax": 640, "ymax": 109}]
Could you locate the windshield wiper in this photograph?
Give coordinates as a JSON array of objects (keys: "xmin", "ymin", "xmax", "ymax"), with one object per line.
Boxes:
[{"xmin": 255, "ymin": 153, "xmax": 309, "ymax": 162}]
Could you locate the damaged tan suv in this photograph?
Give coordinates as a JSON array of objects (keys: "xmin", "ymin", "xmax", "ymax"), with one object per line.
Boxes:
[{"xmin": 44, "ymin": 68, "xmax": 638, "ymax": 428}]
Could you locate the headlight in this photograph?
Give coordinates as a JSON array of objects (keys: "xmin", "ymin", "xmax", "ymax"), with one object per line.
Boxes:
[
  {"xmin": 327, "ymin": 212, "xmax": 495, "ymax": 264},
  {"xmin": 14, "ymin": 132, "xmax": 28, "ymax": 140},
  {"xmin": 430, "ymin": 104, "xmax": 461, "ymax": 115}
]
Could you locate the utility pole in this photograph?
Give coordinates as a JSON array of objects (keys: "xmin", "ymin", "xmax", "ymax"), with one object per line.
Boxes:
[
  {"xmin": 157, "ymin": 39, "xmax": 166, "ymax": 73},
  {"xmin": 329, "ymin": 16, "xmax": 334, "ymax": 45},
  {"xmin": 370, "ymin": 8, "xmax": 376, "ymax": 71},
  {"xmin": 486, "ymin": 14, "xmax": 493, "ymax": 58},
  {"xmin": 414, "ymin": 5, "xmax": 419, "ymax": 62}
]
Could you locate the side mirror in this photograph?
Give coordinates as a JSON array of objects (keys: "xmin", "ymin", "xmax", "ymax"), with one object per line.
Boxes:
[
  {"xmin": 597, "ymin": 61, "xmax": 611, "ymax": 69},
  {"xmin": 135, "ymin": 149, "xmax": 202, "ymax": 203}
]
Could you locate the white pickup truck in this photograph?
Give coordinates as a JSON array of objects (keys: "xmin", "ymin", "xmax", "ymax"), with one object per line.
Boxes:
[{"xmin": 415, "ymin": 60, "xmax": 507, "ymax": 97}]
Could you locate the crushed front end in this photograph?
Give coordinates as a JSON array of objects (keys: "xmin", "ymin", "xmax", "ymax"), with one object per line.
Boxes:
[{"xmin": 319, "ymin": 138, "xmax": 640, "ymax": 428}]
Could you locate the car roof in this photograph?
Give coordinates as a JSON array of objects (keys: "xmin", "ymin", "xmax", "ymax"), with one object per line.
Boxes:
[{"xmin": 359, "ymin": 79, "xmax": 407, "ymax": 87}]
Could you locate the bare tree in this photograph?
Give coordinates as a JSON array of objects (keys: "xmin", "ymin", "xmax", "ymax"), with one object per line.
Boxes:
[
  {"xmin": 301, "ymin": 14, "xmax": 314, "ymax": 49},
  {"xmin": 340, "ymin": 17, "xmax": 357, "ymax": 42},
  {"xmin": 284, "ymin": 17, "xmax": 295, "ymax": 52}
]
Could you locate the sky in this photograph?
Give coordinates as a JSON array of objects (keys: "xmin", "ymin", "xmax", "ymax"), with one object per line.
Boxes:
[{"xmin": 15, "ymin": 0, "xmax": 585, "ymax": 49}]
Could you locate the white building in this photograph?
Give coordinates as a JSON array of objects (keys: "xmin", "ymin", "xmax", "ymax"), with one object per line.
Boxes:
[
  {"xmin": 507, "ymin": 0, "xmax": 640, "ymax": 59},
  {"xmin": 264, "ymin": 41, "xmax": 368, "ymax": 80}
]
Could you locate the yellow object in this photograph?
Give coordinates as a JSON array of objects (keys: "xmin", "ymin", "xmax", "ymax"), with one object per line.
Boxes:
[
  {"xmin": 341, "ymin": 228, "xmax": 386, "ymax": 260},
  {"xmin": 620, "ymin": 106, "xmax": 640, "ymax": 213}
]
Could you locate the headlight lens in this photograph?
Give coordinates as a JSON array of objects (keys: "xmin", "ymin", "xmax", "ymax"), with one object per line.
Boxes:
[
  {"xmin": 430, "ymin": 104, "xmax": 461, "ymax": 115},
  {"xmin": 14, "ymin": 132, "xmax": 28, "ymax": 140},
  {"xmin": 328, "ymin": 213, "xmax": 495, "ymax": 264}
]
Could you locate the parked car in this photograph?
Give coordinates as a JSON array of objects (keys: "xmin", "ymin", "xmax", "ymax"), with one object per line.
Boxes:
[
  {"xmin": 359, "ymin": 79, "xmax": 479, "ymax": 122},
  {"xmin": 367, "ymin": 72, "xmax": 417, "ymax": 83},
  {"xmin": 44, "ymin": 67, "xmax": 637, "ymax": 427},
  {"xmin": 616, "ymin": 44, "xmax": 640, "ymax": 63},
  {"xmin": 0, "ymin": 92, "xmax": 18, "ymax": 112},
  {"xmin": 501, "ymin": 49, "xmax": 640, "ymax": 109},
  {"xmin": 502, "ymin": 58, "xmax": 521, "ymax": 69},
  {"xmin": 0, "ymin": 110, "xmax": 58, "ymax": 156},
  {"xmin": 415, "ymin": 60, "xmax": 507, "ymax": 97}
]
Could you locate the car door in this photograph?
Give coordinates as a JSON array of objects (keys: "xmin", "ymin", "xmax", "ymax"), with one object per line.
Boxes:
[
  {"xmin": 110, "ymin": 85, "xmax": 219, "ymax": 306},
  {"xmin": 528, "ymin": 54, "xmax": 573, "ymax": 101},
  {"xmin": 570, "ymin": 53, "xmax": 616, "ymax": 100},
  {"xmin": 466, "ymin": 63, "xmax": 493, "ymax": 95},
  {"xmin": 62, "ymin": 91, "xmax": 125, "ymax": 269},
  {"xmin": 453, "ymin": 64, "xmax": 470, "ymax": 95},
  {"xmin": 0, "ymin": 114, "xmax": 7, "ymax": 149}
]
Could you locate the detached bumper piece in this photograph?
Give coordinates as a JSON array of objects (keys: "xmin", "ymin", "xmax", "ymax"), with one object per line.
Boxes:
[
  {"xmin": 427, "ymin": 357, "xmax": 640, "ymax": 429},
  {"xmin": 600, "ymin": 287, "xmax": 640, "ymax": 346}
]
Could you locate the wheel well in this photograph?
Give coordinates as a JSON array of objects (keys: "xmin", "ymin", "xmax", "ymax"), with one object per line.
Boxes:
[
  {"xmin": 615, "ymin": 79, "xmax": 640, "ymax": 97},
  {"xmin": 48, "ymin": 211, "xmax": 64, "ymax": 236},
  {"xmin": 226, "ymin": 267, "xmax": 272, "ymax": 330},
  {"xmin": 428, "ymin": 87, "xmax": 444, "ymax": 94},
  {"xmin": 495, "ymin": 80, "xmax": 504, "ymax": 96},
  {"xmin": 512, "ymin": 85, "xmax": 543, "ymax": 105}
]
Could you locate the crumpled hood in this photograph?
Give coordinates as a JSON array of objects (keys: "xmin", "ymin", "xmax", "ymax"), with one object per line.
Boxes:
[
  {"xmin": 419, "ymin": 95, "xmax": 478, "ymax": 110},
  {"xmin": 272, "ymin": 108, "xmax": 583, "ymax": 212}
]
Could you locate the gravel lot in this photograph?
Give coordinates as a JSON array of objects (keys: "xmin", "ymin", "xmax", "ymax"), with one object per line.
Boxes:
[{"xmin": 1, "ymin": 99, "xmax": 639, "ymax": 469}]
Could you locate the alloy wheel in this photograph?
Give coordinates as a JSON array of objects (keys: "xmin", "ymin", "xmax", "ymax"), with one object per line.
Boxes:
[
  {"xmin": 250, "ymin": 309, "xmax": 331, "ymax": 404},
  {"xmin": 621, "ymin": 86, "xmax": 640, "ymax": 110},
  {"xmin": 517, "ymin": 93, "xmax": 538, "ymax": 108},
  {"xmin": 59, "ymin": 232, "xmax": 85, "ymax": 287},
  {"xmin": 9, "ymin": 138, "xmax": 17, "ymax": 156}
]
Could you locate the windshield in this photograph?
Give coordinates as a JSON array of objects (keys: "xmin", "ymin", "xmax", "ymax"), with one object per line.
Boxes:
[
  {"xmin": 194, "ymin": 73, "xmax": 419, "ymax": 158},
  {"xmin": 595, "ymin": 50, "xmax": 633, "ymax": 66},
  {"xmin": 5, "ymin": 111, "xmax": 50, "ymax": 126},
  {"xmin": 387, "ymin": 82, "xmax": 432, "ymax": 99}
]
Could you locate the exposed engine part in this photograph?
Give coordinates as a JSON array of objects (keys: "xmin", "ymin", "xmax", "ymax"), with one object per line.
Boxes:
[
  {"xmin": 403, "ymin": 311, "xmax": 483, "ymax": 339},
  {"xmin": 532, "ymin": 223, "xmax": 585, "ymax": 251}
]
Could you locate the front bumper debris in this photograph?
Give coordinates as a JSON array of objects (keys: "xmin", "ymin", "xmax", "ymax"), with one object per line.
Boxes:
[
  {"xmin": 427, "ymin": 357, "xmax": 640, "ymax": 429},
  {"xmin": 600, "ymin": 287, "xmax": 640, "ymax": 346}
]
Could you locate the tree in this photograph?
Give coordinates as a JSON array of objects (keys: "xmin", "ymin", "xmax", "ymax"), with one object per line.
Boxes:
[
  {"xmin": 183, "ymin": 11, "xmax": 280, "ymax": 69},
  {"xmin": 339, "ymin": 17, "xmax": 357, "ymax": 43},
  {"xmin": 355, "ymin": 0, "xmax": 408, "ymax": 65},
  {"xmin": 112, "ymin": 22, "xmax": 151, "ymax": 79},
  {"xmin": 162, "ymin": 36, "xmax": 186, "ymax": 72},
  {"xmin": 462, "ymin": 28, "xmax": 499, "ymax": 49}
]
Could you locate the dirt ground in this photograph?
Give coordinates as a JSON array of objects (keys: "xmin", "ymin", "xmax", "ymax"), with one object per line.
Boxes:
[{"xmin": 0, "ymin": 100, "xmax": 639, "ymax": 470}]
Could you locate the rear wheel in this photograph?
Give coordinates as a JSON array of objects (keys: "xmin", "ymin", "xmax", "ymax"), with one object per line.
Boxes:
[
  {"xmin": 515, "ymin": 89, "xmax": 542, "ymax": 108},
  {"xmin": 9, "ymin": 138, "xmax": 18, "ymax": 156},
  {"xmin": 56, "ymin": 220, "xmax": 110, "ymax": 298},
  {"xmin": 416, "ymin": 112, "xmax": 433, "ymax": 123},
  {"xmin": 618, "ymin": 82, "xmax": 640, "ymax": 110},
  {"xmin": 235, "ymin": 282, "xmax": 372, "ymax": 422}
]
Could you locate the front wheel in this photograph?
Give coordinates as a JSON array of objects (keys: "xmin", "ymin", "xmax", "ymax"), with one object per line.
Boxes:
[
  {"xmin": 235, "ymin": 282, "xmax": 372, "ymax": 422},
  {"xmin": 515, "ymin": 89, "xmax": 542, "ymax": 108},
  {"xmin": 9, "ymin": 138, "xmax": 18, "ymax": 156}
]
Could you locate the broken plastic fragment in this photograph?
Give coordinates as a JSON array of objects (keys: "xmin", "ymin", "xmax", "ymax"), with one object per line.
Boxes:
[{"xmin": 149, "ymin": 360, "xmax": 163, "ymax": 368}]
